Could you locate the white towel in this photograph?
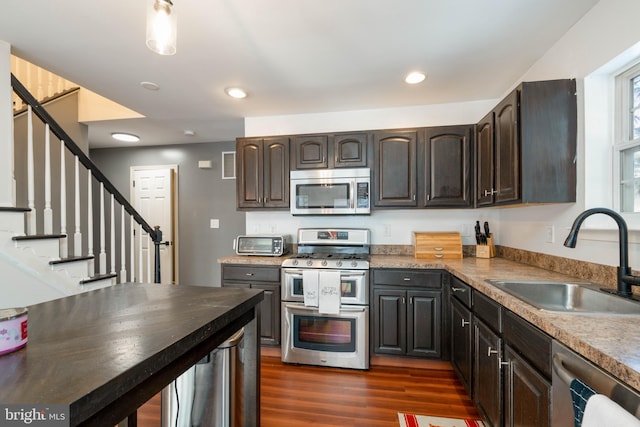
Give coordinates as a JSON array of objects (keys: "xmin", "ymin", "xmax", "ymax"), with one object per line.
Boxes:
[
  {"xmin": 582, "ymin": 394, "xmax": 640, "ymax": 427},
  {"xmin": 302, "ymin": 270, "xmax": 319, "ymax": 307},
  {"xmin": 318, "ymin": 271, "xmax": 341, "ymax": 314}
]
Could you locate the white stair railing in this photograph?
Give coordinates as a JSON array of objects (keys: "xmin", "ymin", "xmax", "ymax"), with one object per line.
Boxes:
[{"xmin": 12, "ymin": 73, "xmax": 161, "ymax": 285}]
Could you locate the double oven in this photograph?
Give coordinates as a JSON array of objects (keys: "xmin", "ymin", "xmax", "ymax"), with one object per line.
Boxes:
[{"xmin": 281, "ymin": 228, "xmax": 370, "ymax": 370}]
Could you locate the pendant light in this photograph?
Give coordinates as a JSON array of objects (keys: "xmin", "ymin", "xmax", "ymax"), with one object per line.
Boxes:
[{"xmin": 146, "ymin": 0, "xmax": 177, "ymax": 55}]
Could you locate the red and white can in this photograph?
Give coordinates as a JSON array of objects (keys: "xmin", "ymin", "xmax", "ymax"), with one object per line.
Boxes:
[{"xmin": 0, "ymin": 308, "xmax": 28, "ymax": 355}]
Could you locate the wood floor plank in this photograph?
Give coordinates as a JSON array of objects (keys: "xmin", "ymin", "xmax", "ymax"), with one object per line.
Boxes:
[{"xmin": 137, "ymin": 356, "xmax": 479, "ymax": 426}]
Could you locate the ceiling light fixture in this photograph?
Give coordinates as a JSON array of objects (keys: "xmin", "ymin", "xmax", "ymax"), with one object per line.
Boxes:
[
  {"xmin": 140, "ymin": 81, "xmax": 160, "ymax": 91},
  {"xmin": 111, "ymin": 132, "xmax": 140, "ymax": 143},
  {"xmin": 225, "ymin": 87, "xmax": 247, "ymax": 99},
  {"xmin": 146, "ymin": 0, "xmax": 177, "ymax": 56},
  {"xmin": 405, "ymin": 71, "xmax": 426, "ymax": 85}
]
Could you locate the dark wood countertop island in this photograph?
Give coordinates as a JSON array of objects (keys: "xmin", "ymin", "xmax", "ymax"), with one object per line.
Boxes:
[{"xmin": 0, "ymin": 283, "xmax": 263, "ymax": 426}]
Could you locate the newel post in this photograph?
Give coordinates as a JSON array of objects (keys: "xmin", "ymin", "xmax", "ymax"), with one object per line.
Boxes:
[{"xmin": 152, "ymin": 225, "xmax": 162, "ymax": 284}]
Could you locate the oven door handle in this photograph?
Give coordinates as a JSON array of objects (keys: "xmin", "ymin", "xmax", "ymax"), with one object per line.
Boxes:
[
  {"xmin": 283, "ymin": 302, "xmax": 367, "ymax": 313},
  {"xmin": 284, "ymin": 270, "xmax": 367, "ymax": 277}
]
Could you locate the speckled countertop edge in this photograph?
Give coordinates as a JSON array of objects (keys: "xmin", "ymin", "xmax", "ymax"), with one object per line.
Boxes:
[{"xmin": 218, "ymin": 254, "xmax": 640, "ymax": 392}]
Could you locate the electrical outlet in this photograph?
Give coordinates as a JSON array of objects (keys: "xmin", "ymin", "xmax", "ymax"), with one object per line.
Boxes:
[
  {"xmin": 461, "ymin": 224, "xmax": 471, "ymax": 237},
  {"xmin": 383, "ymin": 224, "xmax": 391, "ymax": 237},
  {"xmin": 210, "ymin": 219, "xmax": 219, "ymax": 229},
  {"xmin": 545, "ymin": 225, "xmax": 555, "ymax": 243}
]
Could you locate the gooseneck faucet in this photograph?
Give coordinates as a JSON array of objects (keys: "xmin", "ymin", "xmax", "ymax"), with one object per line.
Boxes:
[{"xmin": 564, "ymin": 207, "xmax": 640, "ymax": 298}]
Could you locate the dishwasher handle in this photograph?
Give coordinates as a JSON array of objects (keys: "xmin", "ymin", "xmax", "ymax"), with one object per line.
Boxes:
[{"xmin": 552, "ymin": 352, "xmax": 576, "ymax": 386}]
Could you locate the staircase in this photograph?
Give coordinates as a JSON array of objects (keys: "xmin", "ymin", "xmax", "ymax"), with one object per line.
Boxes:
[
  {"xmin": 0, "ymin": 207, "xmax": 116, "ymax": 307},
  {"xmin": 1, "ymin": 70, "xmax": 161, "ymax": 309}
]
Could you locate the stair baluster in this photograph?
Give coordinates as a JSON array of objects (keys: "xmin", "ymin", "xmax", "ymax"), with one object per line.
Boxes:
[
  {"xmin": 59, "ymin": 139, "xmax": 68, "ymax": 258},
  {"xmin": 73, "ymin": 156, "xmax": 81, "ymax": 257},
  {"xmin": 26, "ymin": 105, "xmax": 36, "ymax": 234},
  {"xmin": 44, "ymin": 123, "xmax": 52, "ymax": 234}
]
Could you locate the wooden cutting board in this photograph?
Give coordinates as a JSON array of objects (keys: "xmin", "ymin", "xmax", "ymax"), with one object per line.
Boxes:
[{"xmin": 414, "ymin": 231, "xmax": 463, "ymax": 259}]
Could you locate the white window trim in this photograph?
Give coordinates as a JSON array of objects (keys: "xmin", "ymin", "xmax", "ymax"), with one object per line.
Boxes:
[{"xmin": 614, "ymin": 60, "xmax": 640, "ymax": 216}]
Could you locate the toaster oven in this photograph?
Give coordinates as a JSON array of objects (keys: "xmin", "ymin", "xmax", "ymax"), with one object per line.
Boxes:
[{"xmin": 234, "ymin": 235, "xmax": 290, "ymax": 256}]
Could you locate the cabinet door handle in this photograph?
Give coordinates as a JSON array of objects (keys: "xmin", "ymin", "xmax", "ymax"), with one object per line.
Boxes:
[
  {"xmin": 434, "ymin": 254, "xmax": 444, "ymax": 258},
  {"xmin": 487, "ymin": 347, "xmax": 499, "ymax": 357},
  {"xmin": 434, "ymin": 247, "xmax": 443, "ymax": 251},
  {"xmin": 499, "ymin": 358, "xmax": 510, "ymax": 367},
  {"xmin": 403, "ymin": 277, "xmax": 411, "ymax": 281},
  {"xmin": 409, "ymin": 297, "xmax": 413, "ymax": 305},
  {"xmin": 402, "ymin": 297, "xmax": 406, "ymax": 304},
  {"xmin": 452, "ymin": 287, "xmax": 467, "ymax": 293},
  {"xmin": 461, "ymin": 319, "xmax": 470, "ymax": 327},
  {"xmin": 245, "ymin": 273, "xmax": 254, "ymax": 276},
  {"xmin": 483, "ymin": 189, "xmax": 498, "ymax": 197}
]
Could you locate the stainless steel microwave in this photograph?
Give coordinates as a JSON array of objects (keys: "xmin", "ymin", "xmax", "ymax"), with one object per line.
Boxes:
[
  {"xmin": 234, "ymin": 235, "xmax": 290, "ymax": 256},
  {"xmin": 290, "ymin": 168, "xmax": 370, "ymax": 215}
]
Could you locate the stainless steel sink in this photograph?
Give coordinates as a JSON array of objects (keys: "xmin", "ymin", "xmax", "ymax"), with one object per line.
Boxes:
[{"xmin": 486, "ymin": 280, "xmax": 640, "ymax": 315}]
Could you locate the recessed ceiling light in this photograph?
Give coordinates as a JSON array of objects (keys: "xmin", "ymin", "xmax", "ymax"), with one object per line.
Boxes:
[
  {"xmin": 405, "ymin": 71, "xmax": 426, "ymax": 85},
  {"xmin": 111, "ymin": 132, "xmax": 140, "ymax": 142},
  {"xmin": 140, "ymin": 81, "xmax": 160, "ymax": 91},
  {"xmin": 225, "ymin": 87, "xmax": 247, "ymax": 99}
]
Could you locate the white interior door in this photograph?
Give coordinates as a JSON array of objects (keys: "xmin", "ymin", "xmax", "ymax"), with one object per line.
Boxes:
[{"xmin": 131, "ymin": 166, "xmax": 177, "ymax": 284}]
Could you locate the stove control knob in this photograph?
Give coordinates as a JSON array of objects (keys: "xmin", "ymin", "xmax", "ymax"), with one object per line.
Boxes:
[
  {"xmin": 336, "ymin": 261, "xmax": 343, "ymax": 267},
  {"xmin": 292, "ymin": 259, "xmax": 298, "ymax": 266},
  {"xmin": 351, "ymin": 261, "xmax": 358, "ymax": 268},
  {"xmin": 307, "ymin": 260, "xmax": 313, "ymax": 267},
  {"xmin": 321, "ymin": 260, "xmax": 328, "ymax": 267}
]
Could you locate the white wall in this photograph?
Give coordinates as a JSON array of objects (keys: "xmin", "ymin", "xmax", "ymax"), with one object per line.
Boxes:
[
  {"xmin": 0, "ymin": 41, "xmax": 15, "ymax": 207},
  {"xmin": 245, "ymin": 0, "xmax": 640, "ymax": 272}
]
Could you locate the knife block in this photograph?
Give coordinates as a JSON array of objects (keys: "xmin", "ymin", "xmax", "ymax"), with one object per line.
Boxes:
[{"xmin": 476, "ymin": 235, "xmax": 495, "ymax": 259}]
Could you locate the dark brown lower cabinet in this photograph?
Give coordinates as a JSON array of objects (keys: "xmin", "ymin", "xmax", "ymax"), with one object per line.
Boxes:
[
  {"xmin": 373, "ymin": 288, "xmax": 442, "ymax": 358},
  {"xmin": 474, "ymin": 319, "xmax": 503, "ymax": 427},
  {"xmin": 503, "ymin": 345, "xmax": 550, "ymax": 427},
  {"xmin": 221, "ymin": 264, "xmax": 281, "ymax": 346},
  {"xmin": 372, "ymin": 269, "xmax": 444, "ymax": 359},
  {"xmin": 451, "ymin": 297, "xmax": 473, "ymax": 395},
  {"xmin": 450, "ymin": 276, "xmax": 552, "ymax": 427}
]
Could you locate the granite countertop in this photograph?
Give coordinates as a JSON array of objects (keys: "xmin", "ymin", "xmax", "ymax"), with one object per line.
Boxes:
[{"xmin": 218, "ymin": 254, "xmax": 640, "ymax": 392}]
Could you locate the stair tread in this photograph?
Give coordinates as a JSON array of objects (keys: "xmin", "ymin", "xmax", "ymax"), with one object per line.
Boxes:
[
  {"xmin": 13, "ymin": 234, "xmax": 66, "ymax": 241},
  {"xmin": 79, "ymin": 273, "xmax": 117, "ymax": 285},
  {"xmin": 50, "ymin": 255, "xmax": 94, "ymax": 265},
  {"xmin": 0, "ymin": 207, "xmax": 30, "ymax": 212}
]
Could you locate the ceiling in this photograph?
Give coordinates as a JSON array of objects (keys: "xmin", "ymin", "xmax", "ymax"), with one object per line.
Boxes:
[{"xmin": 1, "ymin": 0, "xmax": 599, "ymax": 148}]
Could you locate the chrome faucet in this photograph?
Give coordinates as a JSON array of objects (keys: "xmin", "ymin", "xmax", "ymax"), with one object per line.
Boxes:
[{"xmin": 564, "ymin": 207, "xmax": 640, "ymax": 298}]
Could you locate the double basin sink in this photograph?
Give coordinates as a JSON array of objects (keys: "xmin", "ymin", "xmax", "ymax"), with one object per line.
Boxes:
[{"xmin": 486, "ymin": 279, "xmax": 640, "ymax": 315}]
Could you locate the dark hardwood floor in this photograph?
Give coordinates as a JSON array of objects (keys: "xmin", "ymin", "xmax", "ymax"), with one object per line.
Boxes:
[{"xmin": 137, "ymin": 356, "xmax": 479, "ymax": 426}]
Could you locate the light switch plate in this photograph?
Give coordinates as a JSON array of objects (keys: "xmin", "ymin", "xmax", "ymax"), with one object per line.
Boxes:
[{"xmin": 210, "ymin": 219, "xmax": 219, "ymax": 229}]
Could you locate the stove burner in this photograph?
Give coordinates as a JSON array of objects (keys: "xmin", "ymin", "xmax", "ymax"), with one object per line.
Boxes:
[{"xmin": 291, "ymin": 253, "xmax": 369, "ymax": 261}]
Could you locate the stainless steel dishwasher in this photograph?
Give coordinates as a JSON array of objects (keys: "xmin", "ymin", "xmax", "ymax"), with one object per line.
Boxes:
[{"xmin": 552, "ymin": 341, "xmax": 640, "ymax": 426}]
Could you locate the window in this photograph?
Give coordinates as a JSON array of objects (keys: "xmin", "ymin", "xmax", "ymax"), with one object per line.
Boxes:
[{"xmin": 616, "ymin": 62, "xmax": 640, "ymax": 212}]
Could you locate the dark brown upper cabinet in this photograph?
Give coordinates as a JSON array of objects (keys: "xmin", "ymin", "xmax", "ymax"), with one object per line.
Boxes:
[
  {"xmin": 476, "ymin": 79, "xmax": 577, "ymax": 207},
  {"xmin": 373, "ymin": 130, "xmax": 418, "ymax": 207},
  {"xmin": 291, "ymin": 132, "xmax": 369, "ymax": 170},
  {"xmin": 476, "ymin": 112, "xmax": 495, "ymax": 206},
  {"xmin": 333, "ymin": 132, "xmax": 369, "ymax": 168},
  {"xmin": 420, "ymin": 125, "xmax": 474, "ymax": 208},
  {"xmin": 291, "ymin": 135, "xmax": 328, "ymax": 169},
  {"xmin": 236, "ymin": 136, "xmax": 290, "ymax": 210}
]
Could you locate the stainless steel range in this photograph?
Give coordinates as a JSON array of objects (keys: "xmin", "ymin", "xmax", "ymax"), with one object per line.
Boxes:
[{"xmin": 281, "ymin": 228, "xmax": 370, "ymax": 370}]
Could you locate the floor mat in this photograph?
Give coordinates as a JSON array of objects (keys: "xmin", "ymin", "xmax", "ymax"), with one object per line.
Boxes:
[{"xmin": 398, "ymin": 412, "xmax": 485, "ymax": 427}]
